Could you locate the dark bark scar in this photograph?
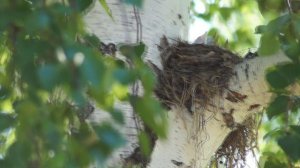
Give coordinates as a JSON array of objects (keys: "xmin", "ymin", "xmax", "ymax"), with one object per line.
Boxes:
[
  {"xmin": 222, "ymin": 109, "xmax": 235, "ymax": 128},
  {"xmin": 177, "ymin": 14, "xmax": 182, "ymax": 19},
  {"xmin": 225, "ymin": 90, "xmax": 247, "ymax": 103},
  {"xmin": 248, "ymin": 104, "xmax": 261, "ymax": 111},
  {"xmin": 244, "ymin": 63, "xmax": 249, "ymax": 80},
  {"xmin": 171, "ymin": 160, "xmax": 183, "ymax": 166},
  {"xmin": 248, "ymin": 81, "xmax": 255, "ymax": 93}
]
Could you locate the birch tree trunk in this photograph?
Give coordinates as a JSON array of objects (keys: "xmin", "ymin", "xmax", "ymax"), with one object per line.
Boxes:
[{"xmin": 84, "ymin": 1, "xmax": 300, "ymax": 168}]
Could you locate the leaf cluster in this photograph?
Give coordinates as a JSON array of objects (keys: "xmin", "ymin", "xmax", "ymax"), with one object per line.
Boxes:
[
  {"xmin": 0, "ymin": 0, "xmax": 165, "ymax": 167},
  {"xmin": 256, "ymin": 1, "xmax": 300, "ymax": 166}
]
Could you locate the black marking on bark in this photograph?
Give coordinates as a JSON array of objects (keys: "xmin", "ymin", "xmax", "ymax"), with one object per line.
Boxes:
[
  {"xmin": 248, "ymin": 81, "xmax": 255, "ymax": 93},
  {"xmin": 233, "ymin": 70, "xmax": 242, "ymax": 89},
  {"xmin": 123, "ymin": 126, "xmax": 157, "ymax": 168},
  {"xmin": 99, "ymin": 42, "xmax": 117, "ymax": 57},
  {"xmin": 185, "ymin": 97, "xmax": 194, "ymax": 114},
  {"xmin": 244, "ymin": 51, "xmax": 258, "ymax": 59},
  {"xmin": 177, "ymin": 14, "xmax": 182, "ymax": 19},
  {"xmin": 248, "ymin": 104, "xmax": 261, "ymax": 111},
  {"xmin": 219, "ymin": 107, "xmax": 225, "ymax": 111},
  {"xmin": 77, "ymin": 102, "xmax": 95, "ymax": 122},
  {"xmin": 225, "ymin": 90, "xmax": 247, "ymax": 103},
  {"xmin": 171, "ymin": 160, "xmax": 184, "ymax": 166},
  {"xmin": 177, "ymin": 14, "xmax": 185, "ymax": 25},
  {"xmin": 234, "ymin": 71, "xmax": 238, "ymax": 79},
  {"xmin": 222, "ymin": 110, "xmax": 235, "ymax": 129},
  {"xmin": 244, "ymin": 63, "xmax": 249, "ymax": 80}
]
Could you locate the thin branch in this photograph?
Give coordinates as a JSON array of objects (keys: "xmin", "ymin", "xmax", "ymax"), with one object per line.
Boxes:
[{"xmin": 285, "ymin": 0, "xmax": 293, "ymax": 14}]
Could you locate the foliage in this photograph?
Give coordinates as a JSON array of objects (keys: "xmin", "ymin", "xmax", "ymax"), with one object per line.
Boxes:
[
  {"xmin": 1, "ymin": 0, "xmax": 300, "ymax": 167},
  {"xmin": 191, "ymin": 0, "xmax": 263, "ymax": 52},
  {"xmin": 258, "ymin": 1, "xmax": 300, "ymax": 165},
  {"xmin": 0, "ymin": 0, "xmax": 165, "ymax": 167},
  {"xmin": 193, "ymin": 0, "xmax": 300, "ymax": 166}
]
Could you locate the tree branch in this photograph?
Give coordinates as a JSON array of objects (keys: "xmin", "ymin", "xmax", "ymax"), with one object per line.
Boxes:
[{"xmin": 84, "ymin": 1, "xmax": 300, "ymax": 168}]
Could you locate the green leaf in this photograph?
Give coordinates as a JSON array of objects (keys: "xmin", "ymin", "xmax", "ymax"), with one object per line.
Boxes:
[
  {"xmin": 93, "ymin": 124, "xmax": 126, "ymax": 149},
  {"xmin": 98, "ymin": 0, "xmax": 113, "ymax": 18},
  {"xmin": 277, "ymin": 126, "xmax": 300, "ymax": 161},
  {"xmin": 130, "ymin": 96, "xmax": 167, "ymax": 138},
  {"xmin": 195, "ymin": 13, "xmax": 212, "ymax": 20},
  {"xmin": 138, "ymin": 131, "xmax": 151, "ymax": 156},
  {"xmin": 0, "ymin": 86, "xmax": 10, "ymax": 100},
  {"xmin": 122, "ymin": 0, "xmax": 144, "ymax": 8},
  {"xmin": 110, "ymin": 109, "xmax": 124, "ymax": 125},
  {"xmin": 266, "ymin": 95, "xmax": 289, "ymax": 119},
  {"xmin": 43, "ymin": 121, "xmax": 63, "ymax": 149},
  {"xmin": 80, "ymin": 53, "xmax": 105, "ymax": 86},
  {"xmin": 119, "ymin": 42, "xmax": 146, "ymax": 61},
  {"xmin": 267, "ymin": 14, "xmax": 291, "ymax": 34},
  {"xmin": 292, "ymin": 14, "xmax": 300, "ymax": 33},
  {"xmin": 255, "ymin": 25, "xmax": 268, "ymax": 34},
  {"xmin": 280, "ymin": 40, "xmax": 300, "ymax": 63},
  {"xmin": 219, "ymin": 7, "xmax": 233, "ymax": 21},
  {"xmin": 263, "ymin": 129, "xmax": 285, "ymax": 140},
  {"xmin": 266, "ymin": 63, "xmax": 300, "ymax": 89},
  {"xmin": 256, "ymin": 14, "xmax": 291, "ymax": 35},
  {"xmin": 83, "ymin": 34, "xmax": 102, "ymax": 49},
  {"xmin": 290, "ymin": 125, "xmax": 300, "ymax": 134},
  {"xmin": 2, "ymin": 141, "xmax": 31, "ymax": 167},
  {"xmin": 257, "ymin": 0, "xmax": 286, "ymax": 18},
  {"xmin": 208, "ymin": 4, "xmax": 219, "ymax": 13},
  {"xmin": 258, "ymin": 33, "xmax": 280, "ymax": 56},
  {"xmin": 38, "ymin": 64, "xmax": 61, "ymax": 90},
  {"xmin": 0, "ymin": 113, "xmax": 14, "ymax": 132},
  {"xmin": 263, "ymin": 155, "xmax": 288, "ymax": 168},
  {"xmin": 291, "ymin": 1, "xmax": 300, "ymax": 12},
  {"xmin": 24, "ymin": 10, "xmax": 50, "ymax": 33},
  {"xmin": 75, "ymin": 0, "xmax": 93, "ymax": 12},
  {"xmin": 113, "ymin": 68, "xmax": 135, "ymax": 85},
  {"xmin": 139, "ymin": 67, "xmax": 156, "ymax": 92}
]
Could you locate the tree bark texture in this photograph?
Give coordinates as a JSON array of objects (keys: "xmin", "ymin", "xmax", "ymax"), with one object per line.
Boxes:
[{"xmin": 84, "ymin": 1, "xmax": 299, "ymax": 168}]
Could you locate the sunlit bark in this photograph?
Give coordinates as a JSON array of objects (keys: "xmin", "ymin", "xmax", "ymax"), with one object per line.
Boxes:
[
  {"xmin": 148, "ymin": 52, "xmax": 297, "ymax": 168},
  {"xmin": 84, "ymin": 1, "xmax": 299, "ymax": 167}
]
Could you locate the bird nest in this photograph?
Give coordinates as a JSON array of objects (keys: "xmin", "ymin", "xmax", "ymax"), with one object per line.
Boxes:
[
  {"xmin": 149, "ymin": 36, "xmax": 258, "ymax": 168},
  {"xmin": 150, "ymin": 36, "xmax": 241, "ymax": 113}
]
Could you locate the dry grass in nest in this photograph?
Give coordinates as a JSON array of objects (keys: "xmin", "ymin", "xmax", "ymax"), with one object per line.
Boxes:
[
  {"xmin": 214, "ymin": 116, "xmax": 259, "ymax": 168},
  {"xmin": 149, "ymin": 36, "xmax": 260, "ymax": 167},
  {"xmin": 150, "ymin": 36, "xmax": 241, "ymax": 113}
]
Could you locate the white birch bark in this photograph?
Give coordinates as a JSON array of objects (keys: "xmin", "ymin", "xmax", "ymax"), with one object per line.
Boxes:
[
  {"xmin": 84, "ymin": 1, "xmax": 300, "ymax": 168},
  {"xmin": 148, "ymin": 52, "xmax": 300, "ymax": 168},
  {"xmin": 85, "ymin": 0, "xmax": 190, "ymax": 167}
]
